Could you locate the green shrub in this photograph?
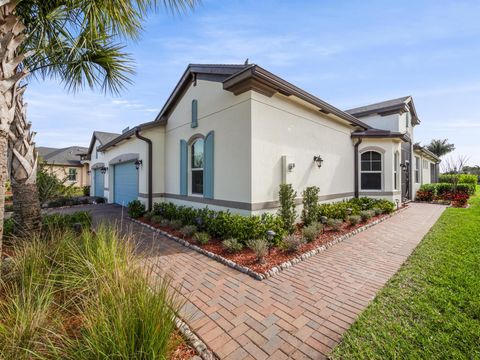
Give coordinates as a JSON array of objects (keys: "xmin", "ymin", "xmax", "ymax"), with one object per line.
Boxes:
[
  {"xmin": 301, "ymin": 186, "xmax": 319, "ymax": 226},
  {"xmin": 282, "ymin": 234, "xmax": 305, "ymax": 252},
  {"xmin": 180, "ymin": 225, "xmax": 197, "ymax": 238},
  {"xmin": 439, "ymin": 173, "xmax": 477, "ymax": 185},
  {"xmin": 246, "ymin": 238, "xmax": 268, "ymax": 261},
  {"xmin": 222, "ymin": 238, "xmax": 244, "ymax": 253},
  {"xmin": 419, "ymin": 182, "xmax": 476, "ymax": 197},
  {"xmin": 278, "ymin": 183, "xmax": 297, "ymax": 234},
  {"xmin": 303, "ymin": 222, "xmax": 322, "ymax": 242},
  {"xmin": 149, "ymin": 215, "xmax": 162, "ymax": 224},
  {"xmin": 143, "ymin": 211, "xmax": 154, "ymax": 221},
  {"xmin": 375, "ymin": 199, "xmax": 395, "ymax": 214},
  {"xmin": 169, "ymin": 219, "xmax": 182, "ymax": 230},
  {"xmin": 193, "ymin": 232, "xmax": 210, "ymax": 245},
  {"xmin": 82, "ymin": 185, "xmax": 91, "ymax": 196},
  {"xmin": 372, "ymin": 207, "xmax": 382, "ymax": 216},
  {"xmin": 127, "ymin": 200, "xmax": 145, "ymax": 219},
  {"xmin": 360, "ymin": 210, "xmax": 375, "ymax": 222},
  {"xmin": 348, "ymin": 215, "xmax": 361, "ymax": 226},
  {"xmin": 159, "ymin": 219, "xmax": 170, "ymax": 227},
  {"xmin": 327, "ymin": 218, "xmax": 343, "ymax": 232},
  {"xmin": 42, "ymin": 211, "xmax": 92, "ymax": 232},
  {"xmin": 3, "ymin": 218, "xmax": 14, "ymax": 238}
]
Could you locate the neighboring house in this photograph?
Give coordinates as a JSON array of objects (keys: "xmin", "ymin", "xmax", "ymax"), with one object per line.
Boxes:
[
  {"xmin": 37, "ymin": 146, "xmax": 90, "ymax": 187},
  {"xmin": 84, "ymin": 63, "xmax": 440, "ymax": 213}
]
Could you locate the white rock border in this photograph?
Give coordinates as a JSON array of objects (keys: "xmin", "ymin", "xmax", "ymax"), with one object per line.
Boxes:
[
  {"xmin": 130, "ymin": 206, "xmax": 409, "ymax": 281},
  {"xmin": 175, "ymin": 317, "xmax": 217, "ymax": 360}
]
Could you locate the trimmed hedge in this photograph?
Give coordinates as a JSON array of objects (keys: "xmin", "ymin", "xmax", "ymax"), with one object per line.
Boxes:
[
  {"xmin": 317, "ymin": 197, "xmax": 395, "ymax": 220},
  {"xmin": 152, "ymin": 202, "xmax": 286, "ymax": 245},
  {"xmin": 419, "ymin": 182, "xmax": 475, "ymax": 196},
  {"xmin": 439, "ymin": 174, "xmax": 478, "ymax": 185}
]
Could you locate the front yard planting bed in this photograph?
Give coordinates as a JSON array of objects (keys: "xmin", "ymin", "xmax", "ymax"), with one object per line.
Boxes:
[
  {"xmin": 331, "ymin": 187, "xmax": 480, "ymax": 359},
  {"xmin": 133, "ymin": 205, "xmax": 407, "ymax": 280}
]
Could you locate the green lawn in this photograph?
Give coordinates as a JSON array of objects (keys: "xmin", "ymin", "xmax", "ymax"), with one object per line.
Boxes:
[{"xmin": 331, "ymin": 189, "xmax": 480, "ymax": 359}]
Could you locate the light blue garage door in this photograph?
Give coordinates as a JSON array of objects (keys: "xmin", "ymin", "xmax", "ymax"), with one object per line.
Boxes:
[
  {"xmin": 113, "ymin": 161, "xmax": 138, "ymax": 206},
  {"xmin": 94, "ymin": 169, "xmax": 104, "ymax": 197}
]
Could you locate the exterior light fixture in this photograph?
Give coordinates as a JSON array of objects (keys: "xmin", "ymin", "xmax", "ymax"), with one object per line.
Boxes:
[
  {"xmin": 87, "ymin": 170, "xmax": 91, "ymax": 175},
  {"xmin": 395, "ymin": 199, "xmax": 400, "ymax": 209},
  {"xmin": 266, "ymin": 230, "xmax": 276, "ymax": 255},
  {"xmin": 100, "ymin": 166, "xmax": 108, "ymax": 174},
  {"xmin": 320, "ymin": 216, "xmax": 328, "ymax": 225},
  {"xmin": 313, "ymin": 155, "xmax": 324, "ymax": 168},
  {"xmin": 134, "ymin": 159, "xmax": 143, "ymax": 170}
]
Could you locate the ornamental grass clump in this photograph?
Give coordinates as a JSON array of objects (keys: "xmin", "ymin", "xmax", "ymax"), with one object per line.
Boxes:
[
  {"xmin": 180, "ymin": 225, "xmax": 197, "ymax": 238},
  {"xmin": 0, "ymin": 225, "xmax": 183, "ymax": 360},
  {"xmin": 303, "ymin": 222, "xmax": 323, "ymax": 242},
  {"xmin": 247, "ymin": 239, "xmax": 268, "ymax": 262},
  {"xmin": 327, "ymin": 218, "xmax": 343, "ymax": 232},
  {"xmin": 222, "ymin": 238, "xmax": 244, "ymax": 253},
  {"xmin": 151, "ymin": 215, "xmax": 163, "ymax": 224},
  {"xmin": 348, "ymin": 215, "xmax": 362, "ymax": 226},
  {"xmin": 283, "ymin": 234, "xmax": 306, "ymax": 252},
  {"xmin": 169, "ymin": 219, "xmax": 183, "ymax": 230},
  {"xmin": 372, "ymin": 207, "xmax": 383, "ymax": 216},
  {"xmin": 193, "ymin": 232, "xmax": 210, "ymax": 245},
  {"xmin": 360, "ymin": 210, "xmax": 375, "ymax": 223}
]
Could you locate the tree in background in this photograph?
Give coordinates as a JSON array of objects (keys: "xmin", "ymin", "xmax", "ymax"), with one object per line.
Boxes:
[
  {"xmin": 0, "ymin": 0, "xmax": 197, "ymax": 243},
  {"xmin": 426, "ymin": 139, "xmax": 456, "ymax": 157}
]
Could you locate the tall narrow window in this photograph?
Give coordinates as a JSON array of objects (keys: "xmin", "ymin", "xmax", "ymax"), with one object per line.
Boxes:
[
  {"xmin": 415, "ymin": 156, "xmax": 420, "ymax": 183},
  {"xmin": 405, "ymin": 112, "xmax": 410, "ymax": 128},
  {"xmin": 191, "ymin": 99, "xmax": 198, "ymax": 128},
  {"xmin": 360, "ymin": 151, "xmax": 382, "ymax": 190},
  {"xmin": 394, "ymin": 152, "xmax": 399, "ymax": 190},
  {"xmin": 191, "ymin": 139, "xmax": 204, "ymax": 194},
  {"xmin": 68, "ymin": 168, "xmax": 77, "ymax": 182}
]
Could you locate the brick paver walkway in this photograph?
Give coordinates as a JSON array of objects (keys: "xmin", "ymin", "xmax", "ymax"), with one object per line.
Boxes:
[{"xmin": 53, "ymin": 203, "xmax": 445, "ymax": 359}]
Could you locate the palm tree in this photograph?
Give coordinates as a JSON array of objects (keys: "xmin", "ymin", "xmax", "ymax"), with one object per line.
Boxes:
[
  {"xmin": 426, "ymin": 139, "xmax": 456, "ymax": 157},
  {"xmin": 0, "ymin": 0, "xmax": 197, "ymax": 245}
]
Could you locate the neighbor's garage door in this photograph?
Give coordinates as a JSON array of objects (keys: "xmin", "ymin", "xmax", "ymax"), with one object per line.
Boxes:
[
  {"xmin": 113, "ymin": 161, "xmax": 138, "ymax": 206},
  {"xmin": 94, "ymin": 169, "xmax": 104, "ymax": 197}
]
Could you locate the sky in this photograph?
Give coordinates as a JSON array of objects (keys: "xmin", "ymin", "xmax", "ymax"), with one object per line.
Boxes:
[{"xmin": 26, "ymin": 0, "xmax": 480, "ymax": 165}]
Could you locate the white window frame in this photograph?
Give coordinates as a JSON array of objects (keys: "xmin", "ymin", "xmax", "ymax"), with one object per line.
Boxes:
[
  {"xmin": 360, "ymin": 150, "xmax": 383, "ymax": 191},
  {"xmin": 189, "ymin": 138, "xmax": 204, "ymax": 196}
]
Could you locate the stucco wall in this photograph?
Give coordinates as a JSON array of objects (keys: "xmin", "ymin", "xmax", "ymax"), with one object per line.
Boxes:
[
  {"xmin": 356, "ymin": 113, "xmax": 400, "ymax": 132},
  {"xmin": 412, "ymin": 151, "xmax": 437, "ymax": 198},
  {"xmin": 163, "ymin": 80, "xmax": 252, "ymax": 205},
  {"xmin": 250, "ymin": 92, "xmax": 356, "ymax": 208},
  {"xmin": 45, "ymin": 164, "xmax": 89, "ymax": 188}
]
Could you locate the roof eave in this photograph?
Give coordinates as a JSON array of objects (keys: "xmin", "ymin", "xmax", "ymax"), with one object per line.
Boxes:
[{"xmin": 98, "ymin": 121, "xmax": 161, "ymax": 152}]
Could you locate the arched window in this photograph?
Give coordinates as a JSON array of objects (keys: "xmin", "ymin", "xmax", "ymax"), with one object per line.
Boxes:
[
  {"xmin": 191, "ymin": 139, "xmax": 204, "ymax": 194},
  {"xmin": 361, "ymin": 151, "xmax": 382, "ymax": 190}
]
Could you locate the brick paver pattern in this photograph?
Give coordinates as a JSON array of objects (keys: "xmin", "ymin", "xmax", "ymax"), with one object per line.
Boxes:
[{"xmin": 55, "ymin": 203, "xmax": 445, "ymax": 359}]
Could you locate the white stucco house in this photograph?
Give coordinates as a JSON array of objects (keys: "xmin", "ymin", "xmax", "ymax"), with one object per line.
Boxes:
[{"xmin": 83, "ymin": 63, "xmax": 440, "ymax": 214}]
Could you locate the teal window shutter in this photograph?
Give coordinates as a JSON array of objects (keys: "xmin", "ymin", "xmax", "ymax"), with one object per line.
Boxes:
[
  {"xmin": 191, "ymin": 99, "xmax": 198, "ymax": 128},
  {"xmin": 203, "ymin": 131, "xmax": 214, "ymax": 199},
  {"xmin": 180, "ymin": 139, "xmax": 188, "ymax": 195}
]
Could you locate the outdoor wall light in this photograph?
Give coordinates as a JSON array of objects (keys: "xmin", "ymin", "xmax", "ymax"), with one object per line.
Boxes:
[
  {"xmin": 313, "ymin": 155, "xmax": 324, "ymax": 168},
  {"xmin": 134, "ymin": 159, "xmax": 143, "ymax": 170},
  {"xmin": 87, "ymin": 170, "xmax": 91, "ymax": 175},
  {"xmin": 100, "ymin": 166, "xmax": 108, "ymax": 174}
]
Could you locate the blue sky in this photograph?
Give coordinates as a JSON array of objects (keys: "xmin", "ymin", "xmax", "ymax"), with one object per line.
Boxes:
[{"xmin": 27, "ymin": 0, "xmax": 480, "ymax": 165}]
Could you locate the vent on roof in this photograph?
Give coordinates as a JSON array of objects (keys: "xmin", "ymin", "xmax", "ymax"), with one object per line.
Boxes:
[{"xmin": 122, "ymin": 126, "xmax": 130, "ymax": 134}]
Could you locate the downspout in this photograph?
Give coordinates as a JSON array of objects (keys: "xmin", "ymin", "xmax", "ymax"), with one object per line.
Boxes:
[
  {"xmin": 135, "ymin": 128, "xmax": 153, "ymax": 212},
  {"xmin": 354, "ymin": 138, "xmax": 363, "ymax": 198}
]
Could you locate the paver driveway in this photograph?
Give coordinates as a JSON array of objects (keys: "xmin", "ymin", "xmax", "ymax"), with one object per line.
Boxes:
[{"xmin": 52, "ymin": 203, "xmax": 445, "ymax": 359}]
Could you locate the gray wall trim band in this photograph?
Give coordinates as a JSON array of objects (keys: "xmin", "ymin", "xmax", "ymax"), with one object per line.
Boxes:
[
  {"xmin": 138, "ymin": 192, "xmax": 355, "ymax": 211},
  {"xmin": 108, "ymin": 153, "xmax": 139, "ymax": 166},
  {"xmin": 359, "ymin": 191, "xmax": 400, "ymax": 196}
]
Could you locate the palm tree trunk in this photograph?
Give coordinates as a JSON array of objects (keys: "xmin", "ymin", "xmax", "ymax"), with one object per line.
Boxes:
[
  {"xmin": 0, "ymin": 0, "xmax": 29, "ymax": 249},
  {"xmin": 9, "ymin": 88, "xmax": 41, "ymax": 235}
]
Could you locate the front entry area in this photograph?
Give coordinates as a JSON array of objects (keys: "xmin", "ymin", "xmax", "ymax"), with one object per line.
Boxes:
[
  {"xmin": 94, "ymin": 169, "xmax": 104, "ymax": 198},
  {"xmin": 113, "ymin": 161, "xmax": 139, "ymax": 206}
]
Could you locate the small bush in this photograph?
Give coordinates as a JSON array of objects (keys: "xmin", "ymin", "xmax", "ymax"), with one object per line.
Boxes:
[
  {"xmin": 127, "ymin": 200, "xmax": 145, "ymax": 219},
  {"xmin": 82, "ymin": 185, "xmax": 91, "ymax": 196},
  {"xmin": 372, "ymin": 207, "xmax": 382, "ymax": 216},
  {"xmin": 439, "ymin": 173, "xmax": 477, "ymax": 185},
  {"xmin": 301, "ymin": 186, "xmax": 319, "ymax": 226},
  {"xmin": 222, "ymin": 238, "xmax": 244, "ymax": 253},
  {"xmin": 247, "ymin": 238, "xmax": 268, "ymax": 261},
  {"xmin": 159, "ymin": 219, "xmax": 170, "ymax": 227},
  {"xmin": 169, "ymin": 219, "xmax": 182, "ymax": 230},
  {"xmin": 193, "ymin": 232, "xmax": 210, "ymax": 245},
  {"xmin": 360, "ymin": 210, "xmax": 375, "ymax": 222},
  {"xmin": 327, "ymin": 218, "xmax": 343, "ymax": 232},
  {"xmin": 3, "ymin": 218, "xmax": 14, "ymax": 238},
  {"xmin": 143, "ymin": 211, "xmax": 154, "ymax": 221},
  {"xmin": 348, "ymin": 215, "xmax": 361, "ymax": 226},
  {"xmin": 278, "ymin": 183, "xmax": 297, "ymax": 234},
  {"xmin": 180, "ymin": 225, "xmax": 197, "ymax": 238},
  {"xmin": 416, "ymin": 189, "xmax": 434, "ymax": 202},
  {"xmin": 283, "ymin": 234, "xmax": 305, "ymax": 252},
  {"xmin": 451, "ymin": 193, "xmax": 469, "ymax": 207},
  {"xmin": 375, "ymin": 200, "xmax": 395, "ymax": 214},
  {"xmin": 303, "ymin": 222, "xmax": 322, "ymax": 242}
]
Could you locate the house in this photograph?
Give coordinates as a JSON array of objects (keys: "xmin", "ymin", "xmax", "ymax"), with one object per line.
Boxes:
[
  {"xmin": 37, "ymin": 146, "xmax": 90, "ymax": 187},
  {"xmin": 84, "ymin": 63, "xmax": 440, "ymax": 214}
]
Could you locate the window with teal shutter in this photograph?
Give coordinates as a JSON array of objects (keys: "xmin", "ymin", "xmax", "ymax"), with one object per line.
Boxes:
[
  {"xmin": 203, "ymin": 131, "xmax": 214, "ymax": 199},
  {"xmin": 191, "ymin": 99, "xmax": 198, "ymax": 128},
  {"xmin": 180, "ymin": 140, "xmax": 188, "ymax": 195}
]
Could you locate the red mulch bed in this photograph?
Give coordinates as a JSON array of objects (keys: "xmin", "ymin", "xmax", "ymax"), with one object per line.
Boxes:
[{"xmin": 139, "ymin": 207, "xmax": 406, "ymax": 275}]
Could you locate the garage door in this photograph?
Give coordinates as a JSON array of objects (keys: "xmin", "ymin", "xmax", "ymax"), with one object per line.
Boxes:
[
  {"xmin": 94, "ymin": 169, "xmax": 104, "ymax": 197},
  {"xmin": 113, "ymin": 161, "xmax": 138, "ymax": 206}
]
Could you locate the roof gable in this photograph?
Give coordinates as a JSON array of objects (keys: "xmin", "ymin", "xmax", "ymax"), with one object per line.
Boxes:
[
  {"xmin": 87, "ymin": 131, "xmax": 121, "ymax": 156},
  {"xmin": 37, "ymin": 146, "xmax": 88, "ymax": 166}
]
